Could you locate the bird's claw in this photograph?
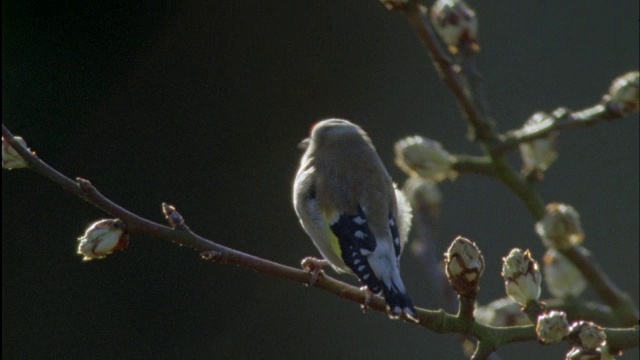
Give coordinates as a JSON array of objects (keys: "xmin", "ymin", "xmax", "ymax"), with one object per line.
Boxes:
[
  {"xmin": 301, "ymin": 257, "xmax": 328, "ymax": 286},
  {"xmin": 360, "ymin": 286, "xmax": 373, "ymax": 314}
]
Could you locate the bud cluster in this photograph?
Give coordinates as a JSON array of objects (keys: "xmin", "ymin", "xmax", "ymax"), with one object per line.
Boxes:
[
  {"xmin": 536, "ymin": 310, "xmax": 570, "ymax": 344},
  {"xmin": 568, "ymin": 321, "xmax": 607, "ymax": 350},
  {"xmin": 565, "ymin": 320, "xmax": 611, "ymax": 359}
]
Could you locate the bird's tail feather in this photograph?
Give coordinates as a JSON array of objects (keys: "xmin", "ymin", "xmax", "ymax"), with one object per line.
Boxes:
[{"xmin": 382, "ymin": 285, "xmax": 417, "ymax": 320}]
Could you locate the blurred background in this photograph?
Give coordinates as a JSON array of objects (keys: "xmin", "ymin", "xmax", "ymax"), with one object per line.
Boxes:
[{"xmin": 2, "ymin": 1, "xmax": 638, "ymax": 358}]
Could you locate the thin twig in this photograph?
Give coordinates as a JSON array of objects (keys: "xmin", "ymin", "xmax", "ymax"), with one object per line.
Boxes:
[
  {"xmin": 545, "ymin": 298, "xmax": 615, "ymax": 327},
  {"xmin": 560, "ymin": 247, "xmax": 639, "ymax": 326},
  {"xmin": 402, "ymin": 2, "xmax": 497, "ymax": 145},
  {"xmin": 490, "ymin": 156, "xmax": 546, "ymax": 220},
  {"xmin": 494, "ymin": 104, "xmax": 631, "ymax": 155},
  {"xmin": 451, "ymin": 155, "xmax": 495, "ymax": 177},
  {"xmin": 458, "ymin": 294, "xmax": 477, "ymax": 325},
  {"xmin": 459, "ymin": 39, "xmax": 495, "ymax": 135}
]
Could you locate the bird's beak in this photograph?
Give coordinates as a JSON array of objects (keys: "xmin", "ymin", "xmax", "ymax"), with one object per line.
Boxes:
[{"xmin": 298, "ymin": 138, "xmax": 310, "ymax": 150}]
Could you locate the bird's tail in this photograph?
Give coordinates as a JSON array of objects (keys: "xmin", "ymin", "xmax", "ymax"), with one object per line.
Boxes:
[{"xmin": 382, "ymin": 284, "xmax": 418, "ymax": 321}]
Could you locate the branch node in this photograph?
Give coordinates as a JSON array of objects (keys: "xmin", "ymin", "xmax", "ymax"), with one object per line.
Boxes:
[
  {"xmin": 76, "ymin": 177, "xmax": 94, "ymax": 193},
  {"xmin": 162, "ymin": 202, "xmax": 188, "ymax": 230}
]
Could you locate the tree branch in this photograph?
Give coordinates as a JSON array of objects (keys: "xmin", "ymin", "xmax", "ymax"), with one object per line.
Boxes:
[
  {"xmin": 389, "ymin": 1, "xmax": 638, "ymax": 342},
  {"xmin": 0, "ymin": 124, "xmax": 493, "ymax": 337},
  {"xmin": 1, "ymin": 124, "xmax": 454, "ymax": 323},
  {"xmin": 493, "ymin": 104, "xmax": 632, "ymax": 155},
  {"xmin": 545, "ymin": 298, "xmax": 615, "ymax": 327},
  {"xmin": 401, "ymin": 1, "xmax": 497, "ymax": 145},
  {"xmin": 3, "ymin": 121, "xmax": 638, "ymax": 356},
  {"xmin": 451, "ymin": 155, "xmax": 495, "ymax": 177},
  {"xmin": 560, "ymin": 247, "xmax": 639, "ymax": 326},
  {"xmin": 392, "ymin": 2, "xmax": 546, "ymax": 219}
]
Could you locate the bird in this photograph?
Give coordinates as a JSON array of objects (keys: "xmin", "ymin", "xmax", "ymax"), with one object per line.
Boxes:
[{"xmin": 293, "ymin": 118, "xmax": 417, "ymax": 320}]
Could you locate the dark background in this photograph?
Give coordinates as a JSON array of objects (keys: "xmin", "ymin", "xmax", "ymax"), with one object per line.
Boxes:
[{"xmin": 2, "ymin": 1, "xmax": 638, "ymax": 359}]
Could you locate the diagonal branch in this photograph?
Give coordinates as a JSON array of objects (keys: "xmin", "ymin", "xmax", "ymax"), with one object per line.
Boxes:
[
  {"xmin": 0, "ymin": 124, "xmax": 465, "ymax": 331},
  {"xmin": 493, "ymin": 104, "xmax": 633, "ymax": 155},
  {"xmin": 1, "ymin": 124, "xmax": 448, "ymax": 323},
  {"xmin": 560, "ymin": 247, "xmax": 639, "ymax": 327},
  {"xmin": 401, "ymin": 2, "xmax": 497, "ymax": 145},
  {"xmin": 3, "ymin": 123, "xmax": 639, "ymax": 354}
]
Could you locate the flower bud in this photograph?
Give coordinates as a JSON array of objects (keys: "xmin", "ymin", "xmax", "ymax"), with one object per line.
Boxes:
[
  {"xmin": 536, "ymin": 310, "xmax": 570, "ymax": 344},
  {"xmin": 430, "ymin": 0, "xmax": 478, "ymax": 52},
  {"xmin": 606, "ymin": 71, "xmax": 639, "ymax": 114},
  {"xmin": 518, "ymin": 112, "xmax": 558, "ymax": 177},
  {"xmin": 474, "ymin": 297, "xmax": 531, "ymax": 327},
  {"xmin": 402, "ymin": 176, "xmax": 443, "ymax": 215},
  {"xmin": 2, "ymin": 136, "xmax": 30, "ymax": 170},
  {"xmin": 536, "ymin": 203, "xmax": 585, "ymax": 249},
  {"xmin": 568, "ymin": 321, "xmax": 607, "ymax": 350},
  {"xmin": 394, "ymin": 136, "xmax": 455, "ymax": 182},
  {"xmin": 162, "ymin": 202, "xmax": 186, "ymax": 229},
  {"xmin": 502, "ymin": 248, "xmax": 542, "ymax": 306},
  {"xmin": 543, "ymin": 248, "xmax": 587, "ymax": 298},
  {"xmin": 77, "ymin": 219, "xmax": 129, "ymax": 261},
  {"xmin": 444, "ymin": 236, "xmax": 484, "ymax": 296}
]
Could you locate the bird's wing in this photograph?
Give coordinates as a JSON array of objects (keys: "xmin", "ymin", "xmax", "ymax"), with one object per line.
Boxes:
[
  {"xmin": 330, "ymin": 205, "xmax": 416, "ymax": 317},
  {"xmin": 329, "ymin": 205, "xmax": 384, "ymax": 294},
  {"xmin": 294, "ymin": 175, "xmax": 350, "ymax": 273}
]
